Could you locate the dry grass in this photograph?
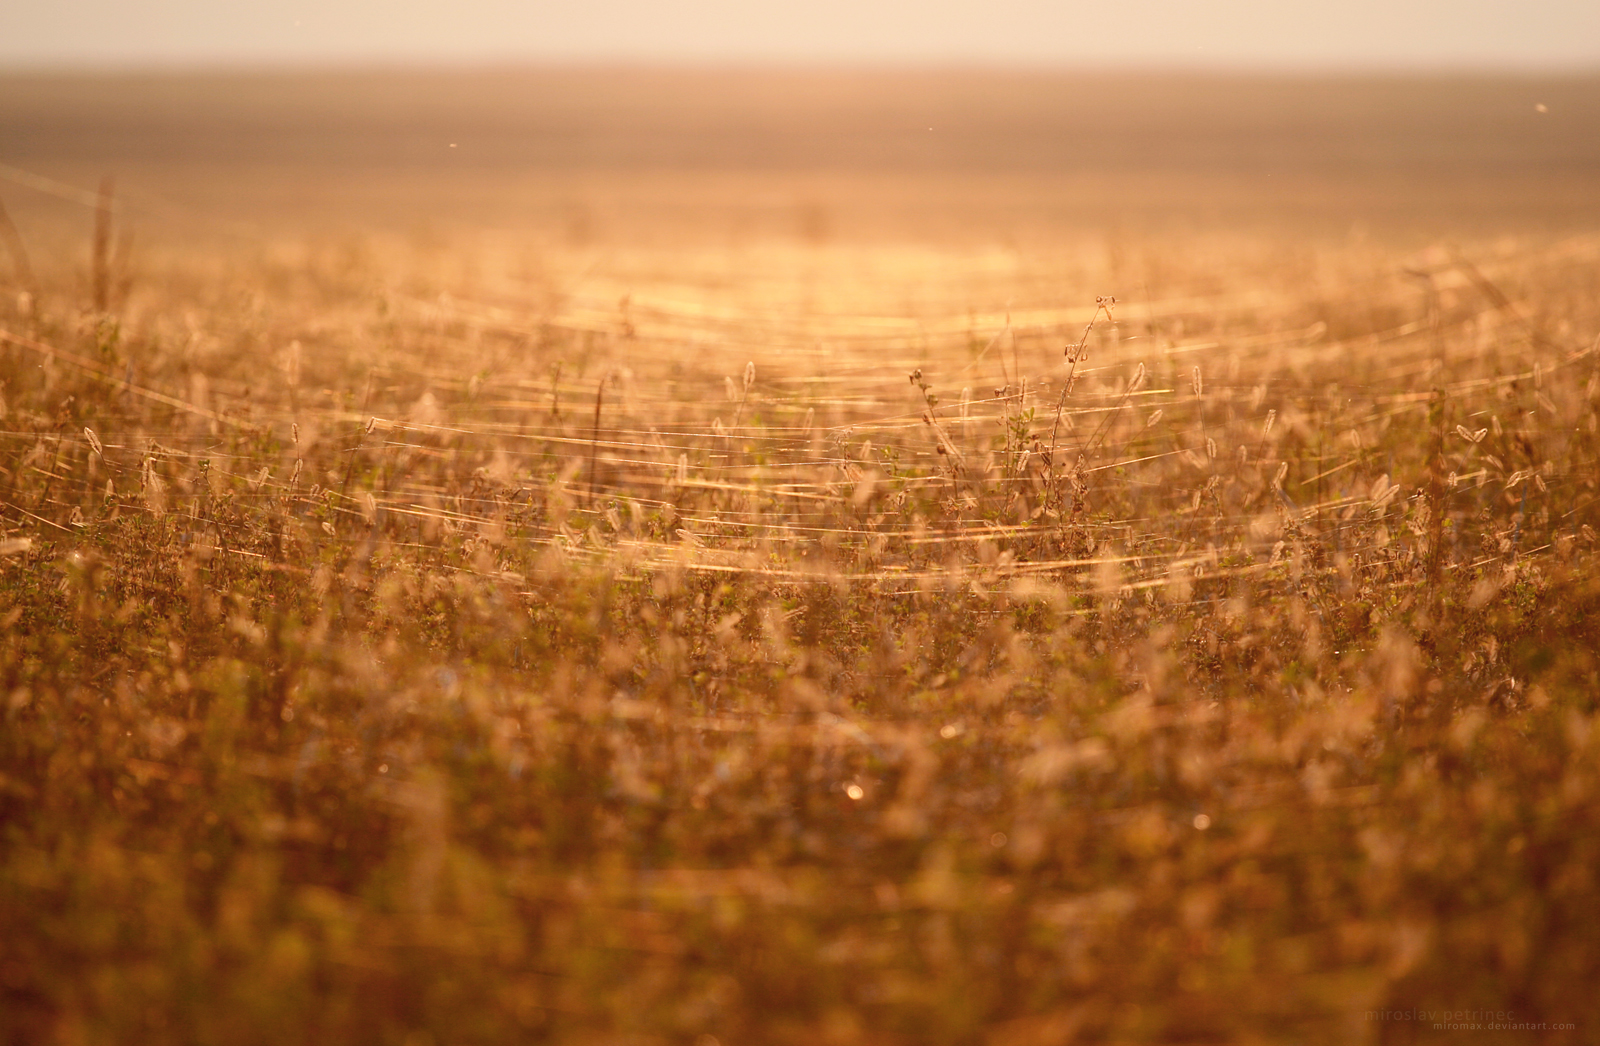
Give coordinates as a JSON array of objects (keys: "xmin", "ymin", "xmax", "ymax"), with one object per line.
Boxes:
[{"xmin": 3, "ymin": 68, "xmax": 1600, "ymax": 1045}]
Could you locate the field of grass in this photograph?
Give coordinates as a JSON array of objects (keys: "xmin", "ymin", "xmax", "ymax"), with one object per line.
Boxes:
[{"xmin": 3, "ymin": 69, "xmax": 1600, "ymax": 1045}]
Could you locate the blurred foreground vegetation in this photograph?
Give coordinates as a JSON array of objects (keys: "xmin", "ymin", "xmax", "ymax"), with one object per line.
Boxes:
[{"xmin": 3, "ymin": 223, "xmax": 1600, "ymax": 1045}]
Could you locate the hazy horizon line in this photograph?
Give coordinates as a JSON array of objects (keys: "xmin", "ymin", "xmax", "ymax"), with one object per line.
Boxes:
[{"xmin": 4, "ymin": 55, "xmax": 1599, "ymax": 78}]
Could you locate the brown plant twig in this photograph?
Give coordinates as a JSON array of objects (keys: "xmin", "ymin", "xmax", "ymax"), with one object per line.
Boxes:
[
  {"xmin": 92, "ymin": 176, "xmax": 114, "ymax": 312},
  {"xmin": 0, "ymin": 194, "xmax": 37, "ymax": 295},
  {"xmin": 588, "ymin": 375, "xmax": 606, "ymax": 508},
  {"xmin": 1046, "ymin": 296, "xmax": 1116, "ymax": 508}
]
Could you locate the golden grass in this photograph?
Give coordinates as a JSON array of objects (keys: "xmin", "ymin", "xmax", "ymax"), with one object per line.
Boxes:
[{"xmin": 3, "ymin": 68, "xmax": 1600, "ymax": 1045}]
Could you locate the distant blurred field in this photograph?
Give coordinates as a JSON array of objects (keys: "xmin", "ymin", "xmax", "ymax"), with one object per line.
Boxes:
[
  {"xmin": 5, "ymin": 67, "xmax": 1600, "ymax": 235},
  {"xmin": 3, "ymin": 69, "xmax": 1600, "ymax": 1045}
]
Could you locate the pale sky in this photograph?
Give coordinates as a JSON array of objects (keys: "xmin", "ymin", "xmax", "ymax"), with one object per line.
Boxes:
[{"xmin": 4, "ymin": 0, "xmax": 1599, "ymax": 70}]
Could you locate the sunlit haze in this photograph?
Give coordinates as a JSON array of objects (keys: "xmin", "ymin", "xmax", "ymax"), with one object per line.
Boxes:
[{"xmin": 6, "ymin": 0, "xmax": 1600, "ymax": 70}]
